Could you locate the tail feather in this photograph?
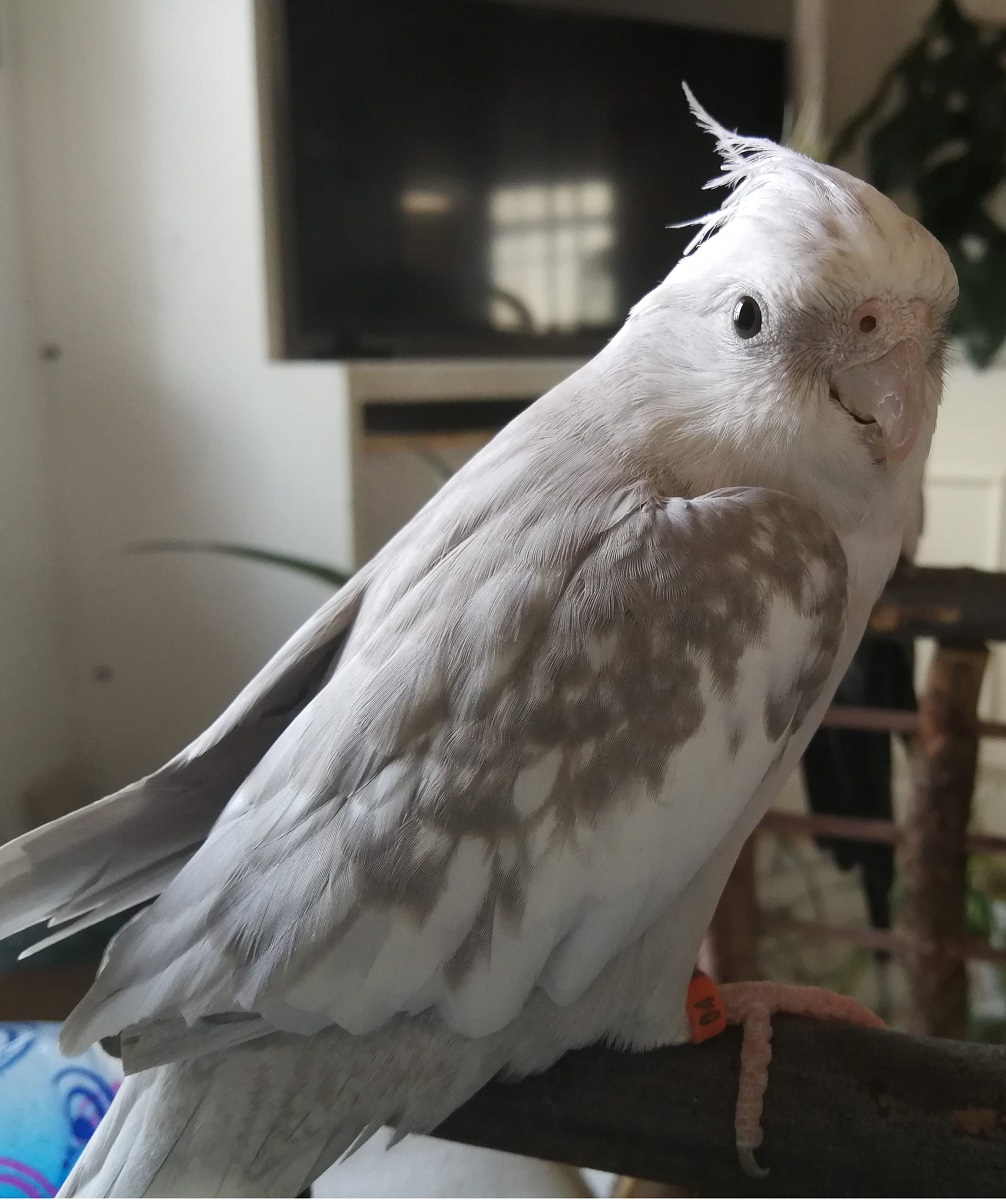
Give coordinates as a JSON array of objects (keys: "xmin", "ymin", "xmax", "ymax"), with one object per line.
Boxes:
[
  {"xmin": 59, "ymin": 1016, "xmax": 511, "ymax": 1198},
  {"xmin": 59, "ymin": 1042, "xmax": 365, "ymax": 1198},
  {"xmin": 120, "ymin": 1012, "xmax": 274, "ymax": 1074}
]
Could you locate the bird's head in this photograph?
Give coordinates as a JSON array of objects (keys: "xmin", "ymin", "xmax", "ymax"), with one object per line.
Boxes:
[{"xmin": 611, "ymin": 88, "xmax": 958, "ymax": 534}]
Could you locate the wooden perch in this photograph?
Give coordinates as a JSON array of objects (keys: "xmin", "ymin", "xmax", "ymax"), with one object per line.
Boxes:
[
  {"xmin": 902, "ymin": 641, "xmax": 989, "ymax": 1037},
  {"xmin": 759, "ymin": 914, "xmax": 1006, "ymax": 968},
  {"xmin": 434, "ymin": 1018, "xmax": 1006, "ymax": 1197},
  {"xmin": 820, "ymin": 703, "xmax": 1006, "ymax": 740},
  {"xmin": 760, "ymin": 808, "xmax": 1006, "ymax": 858},
  {"xmin": 870, "ymin": 563, "xmax": 1006, "ymax": 642}
]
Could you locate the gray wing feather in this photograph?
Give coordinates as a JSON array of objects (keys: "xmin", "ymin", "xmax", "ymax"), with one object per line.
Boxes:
[
  {"xmin": 18, "ymin": 849, "xmax": 195, "ymax": 959},
  {"xmin": 0, "ymin": 577, "xmax": 366, "ymax": 945}
]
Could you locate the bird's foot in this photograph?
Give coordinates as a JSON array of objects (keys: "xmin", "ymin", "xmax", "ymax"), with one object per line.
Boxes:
[{"xmin": 715, "ymin": 980, "xmax": 884, "ymax": 1178}]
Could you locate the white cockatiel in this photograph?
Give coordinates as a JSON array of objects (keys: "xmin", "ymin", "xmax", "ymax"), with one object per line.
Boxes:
[{"xmin": 0, "ymin": 96, "xmax": 956, "ymax": 1197}]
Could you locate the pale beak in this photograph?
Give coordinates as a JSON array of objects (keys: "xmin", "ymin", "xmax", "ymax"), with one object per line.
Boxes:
[{"xmin": 830, "ymin": 338, "xmax": 926, "ymax": 463}]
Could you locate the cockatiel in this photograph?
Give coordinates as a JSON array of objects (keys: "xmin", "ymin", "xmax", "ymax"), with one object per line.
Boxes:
[{"xmin": 0, "ymin": 93, "xmax": 956, "ymax": 1197}]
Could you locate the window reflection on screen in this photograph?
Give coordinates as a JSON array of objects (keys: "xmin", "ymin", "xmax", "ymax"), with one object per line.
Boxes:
[{"xmin": 488, "ymin": 180, "xmax": 616, "ymax": 334}]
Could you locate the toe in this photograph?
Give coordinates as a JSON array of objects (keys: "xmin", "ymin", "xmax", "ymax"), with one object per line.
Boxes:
[{"xmin": 720, "ymin": 981, "xmax": 884, "ymax": 1029}]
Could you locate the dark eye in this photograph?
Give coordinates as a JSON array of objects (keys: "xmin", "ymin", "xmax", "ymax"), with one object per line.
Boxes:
[{"xmin": 732, "ymin": 296, "xmax": 762, "ymax": 339}]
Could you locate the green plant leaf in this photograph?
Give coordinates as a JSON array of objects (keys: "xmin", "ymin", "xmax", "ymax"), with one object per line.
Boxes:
[
  {"xmin": 828, "ymin": 945, "xmax": 873, "ymax": 997},
  {"xmin": 127, "ymin": 540, "xmax": 350, "ymax": 588},
  {"xmin": 966, "ymin": 886, "xmax": 994, "ymax": 938}
]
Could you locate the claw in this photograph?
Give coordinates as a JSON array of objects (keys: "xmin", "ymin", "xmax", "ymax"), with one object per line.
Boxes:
[{"xmin": 737, "ymin": 1144, "xmax": 769, "ymax": 1180}]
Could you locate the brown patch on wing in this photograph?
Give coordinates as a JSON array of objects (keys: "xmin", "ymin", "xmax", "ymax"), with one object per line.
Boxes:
[{"xmin": 323, "ymin": 484, "xmax": 845, "ymax": 984}]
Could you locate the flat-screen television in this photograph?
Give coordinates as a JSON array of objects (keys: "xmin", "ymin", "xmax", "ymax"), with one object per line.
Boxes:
[{"xmin": 274, "ymin": 0, "xmax": 788, "ymax": 360}]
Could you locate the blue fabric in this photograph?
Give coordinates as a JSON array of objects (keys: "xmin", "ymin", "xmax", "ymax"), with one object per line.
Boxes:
[{"xmin": 0, "ymin": 1023, "xmax": 122, "ymax": 1197}]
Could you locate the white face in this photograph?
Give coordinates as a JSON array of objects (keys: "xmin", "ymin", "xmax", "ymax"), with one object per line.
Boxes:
[
  {"xmin": 703, "ymin": 250, "xmax": 953, "ymax": 468},
  {"xmin": 628, "ymin": 157, "xmax": 958, "ymax": 521}
]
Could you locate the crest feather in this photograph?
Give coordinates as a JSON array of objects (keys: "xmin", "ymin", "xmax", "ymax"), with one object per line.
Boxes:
[
  {"xmin": 681, "ymin": 82, "xmax": 778, "ymax": 183},
  {"xmin": 676, "ymin": 83, "xmax": 841, "ymax": 257}
]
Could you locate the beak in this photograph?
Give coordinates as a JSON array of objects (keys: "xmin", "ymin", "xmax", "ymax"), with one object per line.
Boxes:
[{"xmin": 830, "ymin": 339, "xmax": 926, "ymax": 463}]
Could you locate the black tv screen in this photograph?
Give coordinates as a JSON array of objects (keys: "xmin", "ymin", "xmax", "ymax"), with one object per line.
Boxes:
[{"xmin": 277, "ymin": 0, "xmax": 788, "ymax": 359}]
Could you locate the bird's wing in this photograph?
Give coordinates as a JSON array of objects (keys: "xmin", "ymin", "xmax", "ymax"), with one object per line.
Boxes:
[
  {"xmin": 60, "ymin": 484, "xmax": 848, "ymax": 1057},
  {"xmin": 0, "ymin": 576, "xmax": 368, "ymax": 944}
]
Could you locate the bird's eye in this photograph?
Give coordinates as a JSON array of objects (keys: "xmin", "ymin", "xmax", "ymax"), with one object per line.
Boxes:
[{"xmin": 732, "ymin": 296, "xmax": 762, "ymax": 339}]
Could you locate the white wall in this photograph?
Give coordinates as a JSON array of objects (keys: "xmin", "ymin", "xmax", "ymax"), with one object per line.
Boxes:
[
  {"xmin": 7, "ymin": 0, "xmax": 353, "ymax": 796},
  {"xmin": 0, "ymin": 2, "xmax": 75, "ymax": 837}
]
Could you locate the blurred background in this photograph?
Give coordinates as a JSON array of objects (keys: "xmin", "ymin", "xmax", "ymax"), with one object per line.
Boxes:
[{"xmin": 1, "ymin": 0, "xmax": 1006, "ymax": 1194}]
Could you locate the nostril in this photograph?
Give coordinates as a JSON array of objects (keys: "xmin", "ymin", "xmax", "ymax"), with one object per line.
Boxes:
[{"xmin": 859, "ymin": 314, "xmax": 877, "ymax": 333}]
